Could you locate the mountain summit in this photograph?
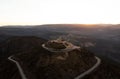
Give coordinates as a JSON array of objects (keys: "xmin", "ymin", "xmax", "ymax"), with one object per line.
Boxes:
[{"xmin": 0, "ymin": 36, "xmax": 120, "ymax": 79}]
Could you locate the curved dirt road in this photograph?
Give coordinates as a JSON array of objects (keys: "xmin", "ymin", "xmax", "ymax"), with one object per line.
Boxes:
[
  {"xmin": 8, "ymin": 56, "xmax": 100, "ymax": 79},
  {"xmin": 8, "ymin": 56, "xmax": 27, "ymax": 79},
  {"xmin": 74, "ymin": 56, "xmax": 101, "ymax": 79}
]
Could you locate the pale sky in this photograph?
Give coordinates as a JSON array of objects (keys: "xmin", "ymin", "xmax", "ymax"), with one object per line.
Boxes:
[{"xmin": 0, "ymin": 0, "xmax": 120, "ymax": 25}]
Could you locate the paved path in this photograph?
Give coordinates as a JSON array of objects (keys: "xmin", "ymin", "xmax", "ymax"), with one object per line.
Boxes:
[
  {"xmin": 74, "ymin": 56, "xmax": 101, "ymax": 79},
  {"xmin": 8, "ymin": 55, "xmax": 100, "ymax": 79},
  {"xmin": 42, "ymin": 44, "xmax": 80, "ymax": 53},
  {"xmin": 8, "ymin": 56, "xmax": 27, "ymax": 79}
]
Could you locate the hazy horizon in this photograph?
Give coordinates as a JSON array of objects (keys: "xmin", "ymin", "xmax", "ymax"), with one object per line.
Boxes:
[
  {"xmin": 0, "ymin": 0, "xmax": 120, "ymax": 25},
  {"xmin": 0, "ymin": 23, "xmax": 119, "ymax": 27}
]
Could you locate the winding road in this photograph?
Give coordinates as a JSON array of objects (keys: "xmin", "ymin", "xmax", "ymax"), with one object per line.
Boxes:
[
  {"xmin": 8, "ymin": 56, "xmax": 101, "ymax": 79},
  {"xmin": 74, "ymin": 56, "xmax": 101, "ymax": 79},
  {"xmin": 42, "ymin": 44, "xmax": 80, "ymax": 53},
  {"xmin": 8, "ymin": 56, "xmax": 27, "ymax": 79}
]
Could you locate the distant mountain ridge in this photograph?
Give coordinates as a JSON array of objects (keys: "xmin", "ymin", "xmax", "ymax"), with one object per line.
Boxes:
[{"xmin": 0, "ymin": 24, "xmax": 120, "ymax": 63}]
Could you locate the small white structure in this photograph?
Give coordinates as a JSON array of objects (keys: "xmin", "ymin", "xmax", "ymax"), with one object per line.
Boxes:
[{"xmin": 42, "ymin": 38, "xmax": 80, "ymax": 52}]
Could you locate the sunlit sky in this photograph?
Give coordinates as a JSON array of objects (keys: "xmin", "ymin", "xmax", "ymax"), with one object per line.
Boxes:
[{"xmin": 0, "ymin": 0, "xmax": 120, "ymax": 25}]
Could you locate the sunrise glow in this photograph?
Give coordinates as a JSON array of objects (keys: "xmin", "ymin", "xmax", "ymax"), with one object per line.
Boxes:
[{"xmin": 0, "ymin": 0, "xmax": 120, "ymax": 25}]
